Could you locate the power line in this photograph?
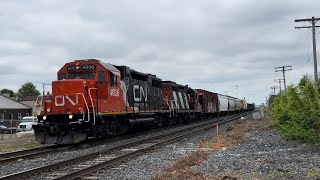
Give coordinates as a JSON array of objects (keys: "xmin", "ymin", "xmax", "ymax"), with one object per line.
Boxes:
[{"xmin": 295, "ymin": 16, "xmax": 320, "ymax": 86}]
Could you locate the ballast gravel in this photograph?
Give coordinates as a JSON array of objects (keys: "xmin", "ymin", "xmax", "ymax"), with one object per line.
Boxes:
[
  {"xmin": 87, "ymin": 117, "xmax": 242, "ymax": 180},
  {"xmin": 192, "ymin": 129, "xmax": 320, "ymax": 179},
  {"xmin": 87, "ymin": 112, "xmax": 320, "ymax": 180}
]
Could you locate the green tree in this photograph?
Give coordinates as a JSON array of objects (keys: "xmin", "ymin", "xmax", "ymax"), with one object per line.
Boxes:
[
  {"xmin": 298, "ymin": 74, "xmax": 312, "ymax": 88},
  {"xmin": 270, "ymin": 78, "xmax": 320, "ymax": 143},
  {"xmin": 0, "ymin": 88, "xmax": 15, "ymax": 97},
  {"xmin": 16, "ymin": 82, "xmax": 40, "ymax": 100}
]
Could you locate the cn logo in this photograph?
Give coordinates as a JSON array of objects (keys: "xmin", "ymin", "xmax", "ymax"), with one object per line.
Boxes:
[
  {"xmin": 110, "ymin": 88, "xmax": 120, "ymax": 97},
  {"xmin": 55, "ymin": 95, "xmax": 78, "ymax": 106},
  {"xmin": 133, "ymin": 85, "xmax": 148, "ymax": 102}
]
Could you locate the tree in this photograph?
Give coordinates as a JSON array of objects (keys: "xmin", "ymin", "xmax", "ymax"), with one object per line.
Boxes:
[
  {"xmin": 0, "ymin": 89, "xmax": 15, "ymax": 97},
  {"xmin": 298, "ymin": 74, "xmax": 312, "ymax": 88},
  {"xmin": 16, "ymin": 82, "xmax": 40, "ymax": 100}
]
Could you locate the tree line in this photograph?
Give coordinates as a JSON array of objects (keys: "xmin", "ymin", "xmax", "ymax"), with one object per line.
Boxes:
[
  {"xmin": 270, "ymin": 75, "xmax": 320, "ymax": 143},
  {"xmin": 0, "ymin": 82, "xmax": 40, "ymax": 101}
]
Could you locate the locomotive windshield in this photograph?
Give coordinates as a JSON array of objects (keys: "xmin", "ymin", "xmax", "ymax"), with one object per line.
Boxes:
[
  {"xmin": 69, "ymin": 72, "xmax": 95, "ymax": 79},
  {"xmin": 58, "ymin": 72, "xmax": 95, "ymax": 80}
]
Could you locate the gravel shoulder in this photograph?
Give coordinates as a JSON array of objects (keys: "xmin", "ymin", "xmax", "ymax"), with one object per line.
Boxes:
[{"xmin": 157, "ymin": 112, "xmax": 320, "ymax": 180}]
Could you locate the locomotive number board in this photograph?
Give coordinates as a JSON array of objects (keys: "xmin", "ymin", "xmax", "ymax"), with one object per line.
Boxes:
[
  {"xmin": 67, "ymin": 66, "xmax": 75, "ymax": 71},
  {"xmin": 82, "ymin": 64, "xmax": 96, "ymax": 70},
  {"xmin": 67, "ymin": 64, "xmax": 96, "ymax": 71}
]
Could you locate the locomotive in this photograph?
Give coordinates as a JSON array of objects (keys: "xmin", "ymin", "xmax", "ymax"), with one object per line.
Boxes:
[{"xmin": 33, "ymin": 59, "xmax": 254, "ymax": 144}]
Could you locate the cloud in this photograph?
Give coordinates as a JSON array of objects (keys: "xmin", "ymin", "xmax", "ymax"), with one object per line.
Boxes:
[{"xmin": 0, "ymin": 0, "xmax": 319, "ymax": 105}]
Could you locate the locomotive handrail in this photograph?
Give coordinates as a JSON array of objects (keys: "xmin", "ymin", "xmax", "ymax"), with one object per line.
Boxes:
[
  {"xmin": 164, "ymin": 99, "xmax": 172, "ymax": 117},
  {"xmin": 34, "ymin": 95, "xmax": 44, "ymax": 117},
  {"xmin": 88, "ymin": 88, "xmax": 97, "ymax": 125},
  {"xmin": 75, "ymin": 93, "xmax": 90, "ymax": 123}
]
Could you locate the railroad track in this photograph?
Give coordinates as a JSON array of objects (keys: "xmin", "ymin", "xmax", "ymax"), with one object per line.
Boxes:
[{"xmin": 0, "ymin": 112, "xmax": 252, "ymax": 180}]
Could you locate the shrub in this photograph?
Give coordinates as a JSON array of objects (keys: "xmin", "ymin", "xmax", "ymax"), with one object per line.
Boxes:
[{"xmin": 270, "ymin": 77, "xmax": 320, "ymax": 143}]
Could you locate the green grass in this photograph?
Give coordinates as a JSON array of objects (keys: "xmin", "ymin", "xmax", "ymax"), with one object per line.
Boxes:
[{"xmin": 0, "ymin": 144, "xmax": 42, "ymax": 152}]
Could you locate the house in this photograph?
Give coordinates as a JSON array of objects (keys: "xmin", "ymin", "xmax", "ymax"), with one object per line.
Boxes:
[{"xmin": 0, "ymin": 94, "xmax": 32, "ymax": 128}]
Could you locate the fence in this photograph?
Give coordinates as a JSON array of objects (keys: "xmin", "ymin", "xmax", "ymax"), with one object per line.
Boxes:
[{"xmin": 0, "ymin": 119, "xmax": 23, "ymax": 139}]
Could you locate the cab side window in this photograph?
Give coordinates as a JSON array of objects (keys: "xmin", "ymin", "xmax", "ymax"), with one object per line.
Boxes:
[
  {"xmin": 98, "ymin": 71, "xmax": 105, "ymax": 84},
  {"xmin": 110, "ymin": 72, "xmax": 117, "ymax": 86},
  {"xmin": 58, "ymin": 73, "xmax": 66, "ymax": 80}
]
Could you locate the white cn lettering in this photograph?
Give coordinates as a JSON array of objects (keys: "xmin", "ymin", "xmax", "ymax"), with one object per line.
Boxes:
[
  {"xmin": 133, "ymin": 85, "xmax": 148, "ymax": 102},
  {"xmin": 55, "ymin": 95, "xmax": 78, "ymax": 106}
]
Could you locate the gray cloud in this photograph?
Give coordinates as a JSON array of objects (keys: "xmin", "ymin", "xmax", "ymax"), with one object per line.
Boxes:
[{"xmin": 0, "ymin": 0, "xmax": 319, "ymax": 104}]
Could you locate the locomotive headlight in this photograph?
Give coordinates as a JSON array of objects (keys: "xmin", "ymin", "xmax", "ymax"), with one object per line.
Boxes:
[
  {"xmin": 43, "ymin": 116, "xmax": 47, "ymax": 120},
  {"xmin": 47, "ymin": 108, "xmax": 51, "ymax": 113},
  {"xmin": 69, "ymin": 114, "xmax": 73, "ymax": 119}
]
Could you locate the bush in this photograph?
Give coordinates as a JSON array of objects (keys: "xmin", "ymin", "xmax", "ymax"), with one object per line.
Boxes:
[{"xmin": 270, "ymin": 77, "xmax": 320, "ymax": 143}]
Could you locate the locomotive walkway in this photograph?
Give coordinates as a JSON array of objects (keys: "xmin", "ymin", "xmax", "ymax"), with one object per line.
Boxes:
[{"xmin": 0, "ymin": 112, "xmax": 251, "ymax": 180}]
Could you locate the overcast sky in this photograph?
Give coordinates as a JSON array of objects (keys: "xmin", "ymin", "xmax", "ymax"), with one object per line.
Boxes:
[{"xmin": 1, "ymin": 0, "xmax": 320, "ymax": 105}]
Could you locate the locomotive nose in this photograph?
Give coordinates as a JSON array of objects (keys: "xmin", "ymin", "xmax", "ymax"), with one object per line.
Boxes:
[{"xmin": 49, "ymin": 125, "xmax": 60, "ymax": 135}]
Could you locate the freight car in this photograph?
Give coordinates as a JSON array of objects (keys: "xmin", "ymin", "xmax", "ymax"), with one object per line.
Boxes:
[
  {"xmin": 247, "ymin": 103, "xmax": 255, "ymax": 111},
  {"xmin": 33, "ymin": 59, "xmax": 251, "ymax": 144}
]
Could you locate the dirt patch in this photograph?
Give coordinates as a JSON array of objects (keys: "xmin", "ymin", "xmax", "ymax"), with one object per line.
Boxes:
[
  {"xmin": 153, "ymin": 151, "xmax": 207, "ymax": 180},
  {"xmin": 154, "ymin": 115, "xmax": 272, "ymax": 180}
]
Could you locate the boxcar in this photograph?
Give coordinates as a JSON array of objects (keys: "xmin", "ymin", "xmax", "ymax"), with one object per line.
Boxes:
[{"xmin": 196, "ymin": 89, "xmax": 219, "ymax": 117}]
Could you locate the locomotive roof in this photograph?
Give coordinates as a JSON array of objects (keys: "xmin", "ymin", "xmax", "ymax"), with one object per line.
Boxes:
[{"xmin": 100, "ymin": 62, "xmax": 120, "ymax": 76}]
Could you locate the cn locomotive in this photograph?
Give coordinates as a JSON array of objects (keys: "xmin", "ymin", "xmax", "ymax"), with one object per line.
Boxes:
[{"xmin": 33, "ymin": 59, "xmax": 254, "ymax": 144}]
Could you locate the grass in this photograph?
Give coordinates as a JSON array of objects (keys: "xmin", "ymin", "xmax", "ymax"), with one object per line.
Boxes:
[
  {"xmin": 307, "ymin": 168, "xmax": 320, "ymax": 178},
  {"xmin": 0, "ymin": 135, "xmax": 42, "ymax": 153},
  {"xmin": 0, "ymin": 144, "xmax": 42, "ymax": 152}
]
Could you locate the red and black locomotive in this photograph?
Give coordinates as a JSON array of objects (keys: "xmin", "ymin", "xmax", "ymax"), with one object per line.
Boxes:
[{"xmin": 34, "ymin": 59, "xmax": 253, "ymax": 144}]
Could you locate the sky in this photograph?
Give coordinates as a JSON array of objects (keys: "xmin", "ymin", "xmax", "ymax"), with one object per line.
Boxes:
[{"xmin": 1, "ymin": 0, "xmax": 320, "ymax": 105}]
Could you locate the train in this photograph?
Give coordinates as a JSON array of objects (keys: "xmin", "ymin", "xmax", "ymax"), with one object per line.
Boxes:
[{"xmin": 33, "ymin": 59, "xmax": 255, "ymax": 144}]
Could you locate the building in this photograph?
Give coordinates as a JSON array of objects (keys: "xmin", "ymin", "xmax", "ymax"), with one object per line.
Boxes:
[{"xmin": 0, "ymin": 94, "xmax": 32, "ymax": 128}]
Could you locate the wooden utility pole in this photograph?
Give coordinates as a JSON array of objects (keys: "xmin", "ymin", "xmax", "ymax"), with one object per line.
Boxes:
[
  {"xmin": 270, "ymin": 85, "xmax": 278, "ymax": 95},
  {"xmin": 274, "ymin": 79, "xmax": 283, "ymax": 93},
  {"xmin": 295, "ymin": 17, "xmax": 320, "ymax": 86},
  {"xmin": 275, "ymin": 66, "xmax": 292, "ymax": 91}
]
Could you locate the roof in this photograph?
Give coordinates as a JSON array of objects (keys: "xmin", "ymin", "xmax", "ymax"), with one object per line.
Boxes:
[
  {"xmin": 0, "ymin": 94, "xmax": 31, "ymax": 109},
  {"xmin": 21, "ymin": 96, "xmax": 38, "ymax": 101}
]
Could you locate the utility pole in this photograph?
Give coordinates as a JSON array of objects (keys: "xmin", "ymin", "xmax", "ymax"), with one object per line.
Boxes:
[
  {"xmin": 41, "ymin": 83, "xmax": 52, "ymax": 96},
  {"xmin": 270, "ymin": 85, "xmax": 278, "ymax": 95},
  {"xmin": 295, "ymin": 17, "xmax": 320, "ymax": 86},
  {"xmin": 275, "ymin": 66, "xmax": 292, "ymax": 91},
  {"xmin": 265, "ymin": 96, "xmax": 267, "ymax": 106},
  {"xmin": 274, "ymin": 79, "xmax": 283, "ymax": 93},
  {"xmin": 235, "ymin": 85, "xmax": 238, "ymax": 98}
]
